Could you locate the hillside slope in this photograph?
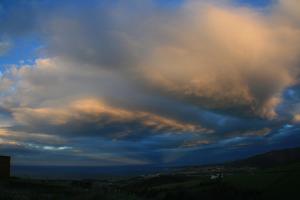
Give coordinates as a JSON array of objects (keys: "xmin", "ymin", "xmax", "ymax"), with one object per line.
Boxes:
[{"xmin": 229, "ymin": 147, "xmax": 300, "ymax": 168}]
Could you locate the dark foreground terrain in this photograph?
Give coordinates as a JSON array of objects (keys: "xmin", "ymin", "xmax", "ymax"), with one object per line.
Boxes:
[{"xmin": 1, "ymin": 147, "xmax": 300, "ymax": 200}]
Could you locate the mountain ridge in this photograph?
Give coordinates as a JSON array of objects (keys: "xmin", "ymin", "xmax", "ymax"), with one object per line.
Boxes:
[{"xmin": 227, "ymin": 146, "xmax": 300, "ymax": 168}]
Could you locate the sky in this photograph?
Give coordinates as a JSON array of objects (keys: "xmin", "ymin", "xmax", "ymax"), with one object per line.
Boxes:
[{"xmin": 0, "ymin": 0, "xmax": 300, "ymax": 166}]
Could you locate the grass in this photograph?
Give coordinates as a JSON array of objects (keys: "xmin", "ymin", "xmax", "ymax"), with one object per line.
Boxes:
[{"xmin": 1, "ymin": 163, "xmax": 299, "ymax": 200}]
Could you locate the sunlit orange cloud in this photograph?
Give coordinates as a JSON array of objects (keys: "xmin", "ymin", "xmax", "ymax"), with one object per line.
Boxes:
[
  {"xmin": 227, "ymin": 127, "xmax": 271, "ymax": 137},
  {"xmin": 141, "ymin": 0, "xmax": 300, "ymax": 119},
  {"xmin": 180, "ymin": 139, "xmax": 211, "ymax": 148},
  {"xmin": 0, "ymin": 0, "xmax": 299, "ymax": 139},
  {"xmin": 0, "ymin": 128, "xmax": 66, "ymax": 145},
  {"xmin": 0, "ymin": 139, "xmax": 19, "ymax": 146},
  {"xmin": 293, "ymin": 115, "xmax": 300, "ymax": 123},
  {"xmin": 0, "ymin": 129, "xmax": 20, "ymax": 146},
  {"xmin": 11, "ymin": 98, "xmax": 211, "ymax": 135},
  {"xmin": 0, "ymin": 128, "xmax": 10, "ymax": 137}
]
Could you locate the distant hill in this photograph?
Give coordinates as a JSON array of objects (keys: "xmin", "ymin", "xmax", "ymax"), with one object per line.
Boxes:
[{"xmin": 228, "ymin": 147, "xmax": 300, "ymax": 168}]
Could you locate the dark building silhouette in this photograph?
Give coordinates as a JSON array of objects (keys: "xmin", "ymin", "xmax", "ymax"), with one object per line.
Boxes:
[{"xmin": 0, "ymin": 156, "xmax": 10, "ymax": 178}]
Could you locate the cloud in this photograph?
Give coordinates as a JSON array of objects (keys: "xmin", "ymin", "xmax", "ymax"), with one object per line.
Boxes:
[
  {"xmin": 0, "ymin": 57, "xmax": 212, "ymax": 139},
  {"xmin": 0, "ymin": 39, "xmax": 11, "ymax": 55},
  {"xmin": 37, "ymin": 0, "xmax": 300, "ymax": 119},
  {"xmin": 275, "ymin": 0, "xmax": 300, "ymax": 25},
  {"xmin": 2, "ymin": 0, "xmax": 300, "ymax": 120},
  {"xmin": 0, "ymin": 0, "xmax": 300, "ymax": 165},
  {"xmin": 180, "ymin": 139, "xmax": 211, "ymax": 148},
  {"xmin": 10, "ymin": 98, "xmax": 210, "ymax": 139},
  {"xmin": 141, "ymin": 1, "xmax": 300, "ymax": 119},
  {"xmin": 293, "ymin": 114, "xmax": 300, "ymax": 123},
  {"xmin": 0, "ymin": 128, "xmax": 66, "ymax": 146},
  {"xmin": 228, "ymin": 127, "xmax": 271, "ymax": 137}
]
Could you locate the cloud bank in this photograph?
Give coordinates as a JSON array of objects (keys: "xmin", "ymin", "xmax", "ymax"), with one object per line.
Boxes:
[
  {"xmin": 0, "ymin": 0, "xmax": 300, "ymax": 165},
  {"xmin": 40, "ymin": 0, "xmax": 300, "ymax": 119}
]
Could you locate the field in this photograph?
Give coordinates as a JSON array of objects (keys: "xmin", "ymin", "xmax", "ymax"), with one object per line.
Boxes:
[{"xmin": 1, "ymin": 163, "xmax": 299, "ymax": 200}]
